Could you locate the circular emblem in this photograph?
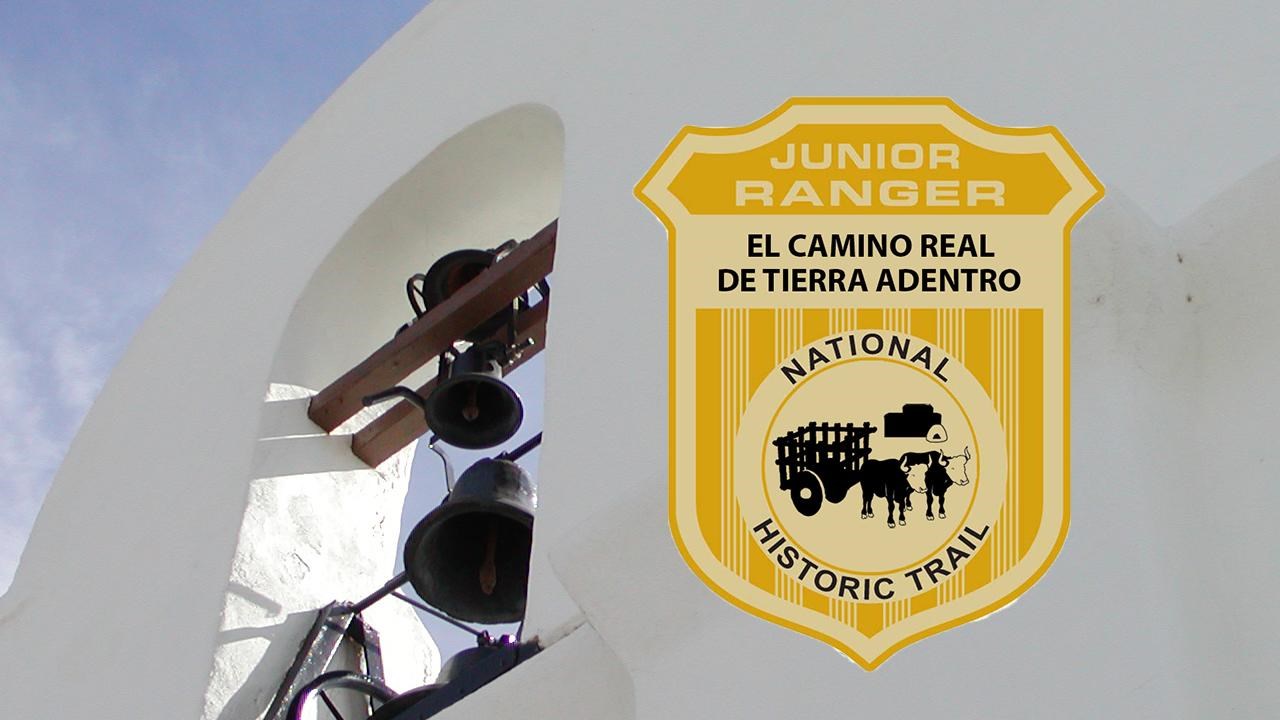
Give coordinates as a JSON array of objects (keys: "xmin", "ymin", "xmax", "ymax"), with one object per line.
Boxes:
[{"xmin": 736, "ymin": 330, "xmax": 1006, "ymax": 601}]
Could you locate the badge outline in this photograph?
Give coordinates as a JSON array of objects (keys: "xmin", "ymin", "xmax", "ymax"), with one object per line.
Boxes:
[{"xmin": 635, "ymin": 97, "xmax": 1104, "ymax": 669}]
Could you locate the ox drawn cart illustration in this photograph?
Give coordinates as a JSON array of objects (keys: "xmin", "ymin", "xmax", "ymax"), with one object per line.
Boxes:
[{"xmin": 772, "ymin": 421, "xmax": 877, "ymax": 517}]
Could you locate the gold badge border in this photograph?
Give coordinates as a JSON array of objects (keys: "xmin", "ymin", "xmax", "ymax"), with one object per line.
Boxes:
[{"xmin": 635, "ymin": 97, "xmax": 1104, "ymax": 669}]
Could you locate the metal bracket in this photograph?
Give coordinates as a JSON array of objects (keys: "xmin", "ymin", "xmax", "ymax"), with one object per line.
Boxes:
[{"xmin": 263, "ymin": 602, "xmax": 387, "ymax": 720}]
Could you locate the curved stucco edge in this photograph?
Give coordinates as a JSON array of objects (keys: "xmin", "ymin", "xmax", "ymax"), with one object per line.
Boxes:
[{"xmin": 0, "ymin": 1, "xmax": 579, "ymax": 717}]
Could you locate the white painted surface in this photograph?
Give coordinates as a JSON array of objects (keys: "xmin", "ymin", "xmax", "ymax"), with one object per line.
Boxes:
[
  {"xmin": 202, "ymin": 383, "xmax": 437, "ymax": 720},
  {"xmin": 2, "ymin": 1, "xmax": 1278, "ymax": 717}
]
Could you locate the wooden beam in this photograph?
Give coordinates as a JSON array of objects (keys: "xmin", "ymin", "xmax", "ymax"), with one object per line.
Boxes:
[
  {"xmin": 307, "ymin": 220, "xmax": 556, "ymax": 432},
  {"xmin": 351, "ymin": 300, "xmax": 549, "ymax": 467}
]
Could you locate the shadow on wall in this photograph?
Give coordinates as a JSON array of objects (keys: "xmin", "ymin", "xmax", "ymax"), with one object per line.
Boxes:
[
  {"xmin": 251, "ymin": 395, "xmax": 371, "ymax": 479},
  {"xmin": 213, "ymin": 602, "xmax": 319, "ymax": 720}
]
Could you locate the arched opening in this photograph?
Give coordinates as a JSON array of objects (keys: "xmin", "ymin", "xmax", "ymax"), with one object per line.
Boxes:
[
  {"xmin": 218, "ymin": 104, "xmax": 562, "ymax": 719},
  {"xmin": 270, "ymin": 103, "xmax": 564, "ymax": 391}
]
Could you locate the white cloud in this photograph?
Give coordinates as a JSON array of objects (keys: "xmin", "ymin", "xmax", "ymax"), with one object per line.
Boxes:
[
  {"xmin": 0, "ymin": 321, "xmax": 70, "ymax": 592},
  {"xmin": 0, "ymin": 1, "xmax": 429, "ymax": 598},
  {"xmin": 49, "ymin": 324, "xmax": 109, "ymax": 417},
  {"xmin": 0, "ymin": 45, "xmax": 244, "ymax": 595}
]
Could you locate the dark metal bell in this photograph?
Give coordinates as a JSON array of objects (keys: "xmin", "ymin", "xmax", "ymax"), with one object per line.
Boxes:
[
  {"xmin": 367, "ymin": 641, "xmax": 526, "ymax": 720},
  {"xmin": 424, "ymin": 343, "xmax": 524, "ymax": 450},
  {"xmin": 421, "ymin": 248, "xmax": 514, "ymax": 342},
  {"xmin": 435, "ymin": 642, "xmax": 514, "ymax": 684},
  {"xmin": 422, "ymin": 248, "xmax": 494, "ymax": 305},
  {"xmin": 403, "ymin": 458, "xmax": 536, "ymax": 624}
]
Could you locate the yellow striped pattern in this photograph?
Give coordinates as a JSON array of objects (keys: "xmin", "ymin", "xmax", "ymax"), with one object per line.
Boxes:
[{"xmin": 694, "ymin": 307, "xmax": 1043, "ymax": 638}]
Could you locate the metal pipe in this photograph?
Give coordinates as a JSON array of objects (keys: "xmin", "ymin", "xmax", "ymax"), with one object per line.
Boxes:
[
  {"xmin": 391, "ymin": 591, "xmax": 485, "ymax": 638},
  {"xmin": 426, "ymin": 434, "xmax": 456, "ymax": 492},
  {"xmin": 349, "ymin": 571, "xmax": 409, "ymax": 614},
  {"xmin": 499, "ymin": 431, "xmax": 543, "ymax": 462},
  {"xmin": 361, "ymin": 386, "xmax": 427, "ymax": 412}
]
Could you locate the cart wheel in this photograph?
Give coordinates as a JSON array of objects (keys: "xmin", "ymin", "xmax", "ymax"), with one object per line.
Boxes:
[{"xmin": 790, "ymin": 469, "xmax": 823, "ymax": 516}]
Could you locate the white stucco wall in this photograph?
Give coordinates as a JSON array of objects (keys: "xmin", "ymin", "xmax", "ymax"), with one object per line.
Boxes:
[
  {"xmin": 2, "ymin": 1, "xmax": 1278, "ymax": 718},
  {"xmin": 201, "ymin": 383, "xmax": 438, "ymax": 719}
]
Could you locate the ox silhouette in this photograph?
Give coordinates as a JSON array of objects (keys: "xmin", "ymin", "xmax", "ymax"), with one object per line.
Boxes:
[
  {"xmin": 913, "ymin": 447, "xmax": 971, "ymax": 520},
  {"xmin": 856, "ymin": 456, "xmax": 925, "ymax": 528},
  {"xmin": 856, "ymin": 448, "xmax": 971, "ymax": 528}
]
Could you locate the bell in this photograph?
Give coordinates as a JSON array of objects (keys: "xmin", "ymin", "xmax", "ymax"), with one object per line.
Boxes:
[
  {"xmin": 420, "ymin": 247, "xmax": 515, "ymax": 342},
  {"xmin": 435, "ymin": 638, "xmax": 518, "ymax": 683},
  {"xmin": 403, "ymin": 458, "xmax": 537, "ymax": 624},
  {"xmin": 925, "ymin": 423, "xmax": 948, "ymax": 443},
  {"xmin": 424, "ymin": 342, "xmax": 524, "ymax": 449},
  {"xmin": 367, "ymin": 640, "xmax": 523, "ymax": 720}
]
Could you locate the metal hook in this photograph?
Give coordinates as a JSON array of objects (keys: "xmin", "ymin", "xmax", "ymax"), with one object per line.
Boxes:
[
  {"xmin": 426, "ymin": 434, "xmax": 456, "ymax": 493},
  {"xmin": 362, "ymin": 386, "xmax": 427, "ymax": 413}
]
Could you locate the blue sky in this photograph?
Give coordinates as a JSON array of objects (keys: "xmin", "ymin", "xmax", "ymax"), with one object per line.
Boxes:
[{"xmin": 0, "ymin": 1, "xmax": 532, "ymax": 657}]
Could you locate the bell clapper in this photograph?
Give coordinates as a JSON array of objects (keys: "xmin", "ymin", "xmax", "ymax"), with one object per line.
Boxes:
[
  {"xmin": 480, "ymin": 518, "xmax": 499, "ymax": 596},
  {"xmin": 462, "ymin": 383, "xmax": 481, "ymax": 422}
]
